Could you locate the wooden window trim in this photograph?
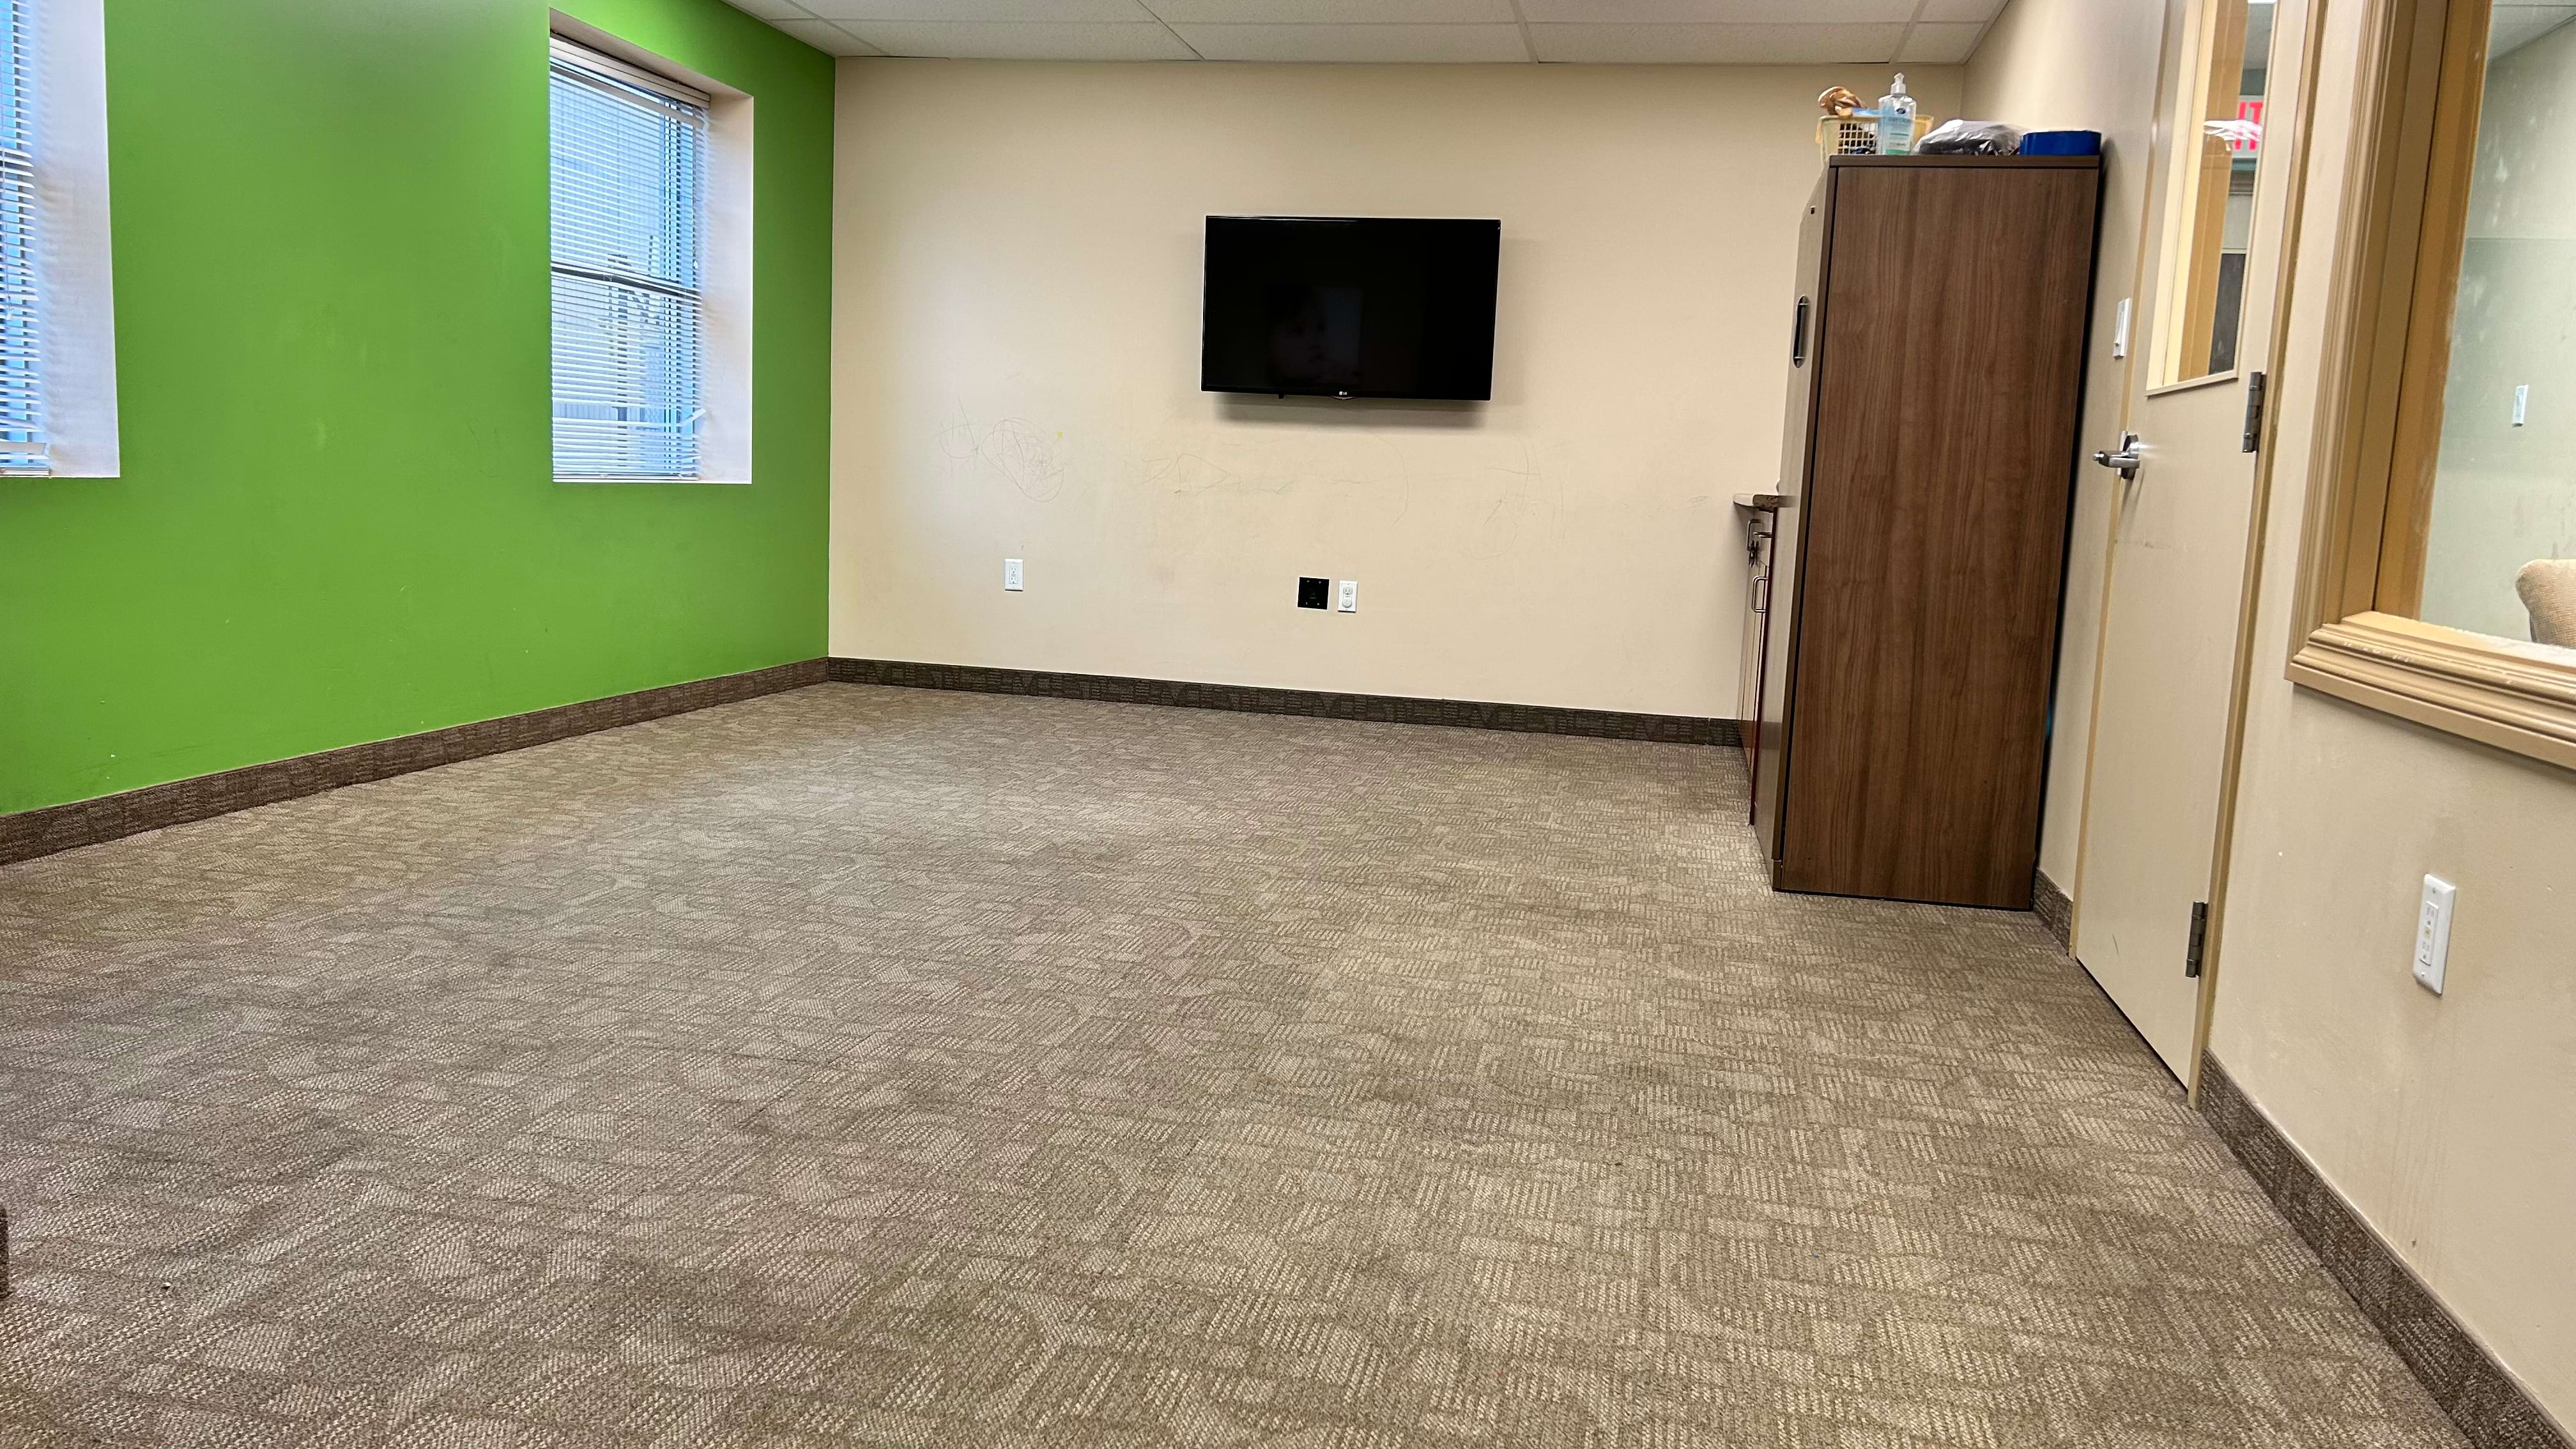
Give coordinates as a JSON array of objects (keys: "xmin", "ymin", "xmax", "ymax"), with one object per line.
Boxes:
[
  {"xmin": 2162, "ymin": 0, "xmax": 2254, "ymax": 387},
  {"xmin": 2287, "ymin": 0, "xmax": 2576, "ymax": 772}
]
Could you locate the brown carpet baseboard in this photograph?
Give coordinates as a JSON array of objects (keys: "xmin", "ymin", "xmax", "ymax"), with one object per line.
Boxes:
[
  {"xmin": 826, "ymin": 657, "xmax": 1742, "ymax": 747},
  {"xmin": 0, "ymin": 659, "xmax": 828, "ymax": 868},
  {"xmin": 2033, "ymin": 868, "xmax": 2073, "ymax": 949},
  {"xmin": 2197, "ymin": 1054, "xmax": 2570, "ymax": 1449}
]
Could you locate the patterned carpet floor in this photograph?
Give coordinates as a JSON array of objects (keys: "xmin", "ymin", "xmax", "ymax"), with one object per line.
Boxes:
[{"xmin": 0, "ymin": 684, "xmax": 2462, "ymax": 1447}]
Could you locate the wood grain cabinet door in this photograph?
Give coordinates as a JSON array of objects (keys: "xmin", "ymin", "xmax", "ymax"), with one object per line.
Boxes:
[{"xmin": 1776, "ymin": 160, "xmax": 2101, "ymax": 908}]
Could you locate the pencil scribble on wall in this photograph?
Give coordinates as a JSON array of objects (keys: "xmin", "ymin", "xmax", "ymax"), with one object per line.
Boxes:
[
  {"xmin": 1143, "ymin": 453, "xmax": 1248, "ymax": 496},
  {"xmin": 1469, "ymin": 445, "xmax": 1558, "ymax": 559},
  {"xmin": 940, "ymin": 409, "xmax": 1067, "ymax": 502}
]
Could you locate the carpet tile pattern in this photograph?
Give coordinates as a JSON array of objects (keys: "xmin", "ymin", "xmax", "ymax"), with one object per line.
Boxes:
[{"xmin": 0, "ymin": 685, "xmax": 2465, "ymax": 1446}]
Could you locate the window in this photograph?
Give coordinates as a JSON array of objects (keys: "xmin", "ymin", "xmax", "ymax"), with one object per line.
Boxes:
[
  {"xmin": 2407, "ymin": 6, "xmax": 2576, "ymax": 647},
  {"xmin": 1, "ymin": 0, "xmax": 42, "ymax": 473},
  {"xmin": 2156, "ymin": 0, "xmax": 2280, "ymax": 385},
  {"xmin": 2292, "ymin": 0, "xmax": 2576, "ymax": 770},
  {"xmin": 0, "ymin": 0, "xmax": 118, "ymax": 479},
  {"xmin": 549, "ymin": 38, "xmax": 710, "ymax": 482}
]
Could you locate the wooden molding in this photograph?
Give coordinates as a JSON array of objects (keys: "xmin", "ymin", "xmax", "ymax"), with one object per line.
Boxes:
[
  {"xmin": 2189, "ymin": 0, "xmax": 2335, "ymax": 1105},
  {"xmin": 2175, "ymin": 0, "xmax": 2250, "ymax": 382},
  {"xmin": 2290, "ymin": 0, "xmax": 2440, "ymax": 640},
  {"xmin": 2282, "ymin": 0, "xmax": 2576, "ymax": 774},
  {"xmin": 2371, "ymin": 0, "xmax": 2493, "ymax": 616},
  {"xmin": 2290, "ymin": 612, "xmax": 2576, "ymax": 769}
]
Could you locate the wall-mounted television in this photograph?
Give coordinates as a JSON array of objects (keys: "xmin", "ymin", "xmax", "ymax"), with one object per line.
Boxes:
[{"xmin": 1200, "ymin": 216, "xmax": 1500, "ymax": 402}]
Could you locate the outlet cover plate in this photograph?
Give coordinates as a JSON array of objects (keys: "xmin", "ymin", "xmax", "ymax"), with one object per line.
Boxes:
[
  {"xmin": 1004, "ymin": 558, "xmax": 1023, "ymax": 592},
  {"xmin": 2413, "ymin": 874, "xmax": 2455, "ymax": 994},
  {"xmin": 1337, "ymin": 580, "xmax": 1358, "ymax": 613},
  {"xmin": 1297, "ymin": 576, "xmax": 1328, "ymax": 610}
]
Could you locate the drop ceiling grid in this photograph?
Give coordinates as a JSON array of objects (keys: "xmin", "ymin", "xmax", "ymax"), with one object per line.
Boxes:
[{"xmin": 727, "ymin": 0, "xmax": 2009, "ymax": 65}]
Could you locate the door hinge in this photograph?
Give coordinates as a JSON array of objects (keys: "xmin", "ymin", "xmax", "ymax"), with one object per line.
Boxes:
[
  {"xmin": 2184, "ymin": 900, "xmax": 2210, "ymax": 977},
  {"xmin": 2241, "ymin": 371, "xmax": 2267, "ymax": 453}
]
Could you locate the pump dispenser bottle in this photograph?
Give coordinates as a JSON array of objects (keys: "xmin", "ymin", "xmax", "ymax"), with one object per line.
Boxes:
[{"xmin": 1876, "ymin": 73, "xmax": 1917, "ymax": 156}]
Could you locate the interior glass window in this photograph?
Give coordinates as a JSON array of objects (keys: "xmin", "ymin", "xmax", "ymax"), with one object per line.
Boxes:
[
  {"xmin": 2161, "ymin": 0, "xmax": 2274, "ymax": 384},
  {"xmin": 2411, "ymin": 4, "xmax": 2576, "ymax": 653}
]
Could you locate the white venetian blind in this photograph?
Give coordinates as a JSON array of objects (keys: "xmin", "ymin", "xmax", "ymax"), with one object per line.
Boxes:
[
  {"xmin": 0, "ymin": 0, "xmax": 43, "ymax": 474},
  {"xmin": 549, "ymin": 39, "xmax": 709, "ymax": 481}
]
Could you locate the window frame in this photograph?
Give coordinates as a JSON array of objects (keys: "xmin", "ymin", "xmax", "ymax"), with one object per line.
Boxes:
[
  {"xmin": 2288, "ymin": 0, "xmax": 2576, "ymax": 772},
  {"xmin": 544, "ymin": 14, "xmax": 754, "ymax": 487},
  {"xmin": 2150, "ymin": 0, "xmax": 2269, "ymax": 390},
  {"xmin": 0, "ymin": 0, "xmax": 121, "ymax": 480},
  {"xmin": 548, "ymin": 38, "xmax": 712, "ymax": 483}
]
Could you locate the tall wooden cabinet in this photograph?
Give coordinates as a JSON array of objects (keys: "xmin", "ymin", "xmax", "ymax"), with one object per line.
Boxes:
[{"xmin": 1748, "ymin": 155, "xmax": 2103, "ymax": 910}]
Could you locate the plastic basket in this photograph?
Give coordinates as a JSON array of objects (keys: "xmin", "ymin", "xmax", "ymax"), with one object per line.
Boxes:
[{"xmin": 1817, "ymin": 113, "xmax": 1932, "ymax": 162}]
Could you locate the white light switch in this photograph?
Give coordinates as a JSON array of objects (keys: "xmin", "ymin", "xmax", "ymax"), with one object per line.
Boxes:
[
  {"xmin": 1003, "ymin": 558, "xmax": 1023, "ymax": 592},
  {"xmin": 2413, "ymin": 875, "xmax": 2455, "ymax": 994},
  {"xmin": 2113, "ymin": 297, "xmax": 2133, "ymax": 360},
  {"xmin": 1337, "ymin": 579, "xmax": 1358, "ymax": 613},
  {"xmin": 2513, "ymin": 384, "xmax": 2528, "ymax": 427}
]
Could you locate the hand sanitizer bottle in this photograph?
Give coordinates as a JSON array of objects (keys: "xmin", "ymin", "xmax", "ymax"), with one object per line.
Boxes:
[{"xmin": 1876, "ymin": 73, "xmax": 1917, "ymax": 156}]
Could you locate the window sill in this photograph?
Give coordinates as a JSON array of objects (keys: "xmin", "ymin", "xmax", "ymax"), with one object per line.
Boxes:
[
  {"xmin": 2148, "ymin": 368, "xmax": 2242, "ymax": 399},
  {"xmin": 2288, "ymin": 610, "xmax": 2576, "ymax": 771}
]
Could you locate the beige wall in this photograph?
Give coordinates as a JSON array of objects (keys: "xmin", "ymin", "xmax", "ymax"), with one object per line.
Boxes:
[
  {"xmin": 829, "ymin": 59, "xmax": 1958, "ymax": 714},
  {"xmin": 1964, "ymin": 0, "xmax": 2168, "ymax": 887},
  {"xmin": 2209, "ymin": 0, "xmax": 2576, "ymax": 1429}
]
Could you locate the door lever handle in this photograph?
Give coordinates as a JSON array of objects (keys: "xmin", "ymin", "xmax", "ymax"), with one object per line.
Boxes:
[{"xmin": 2092, "ymin": 432, "xmax": 2143, "ymax": 481}]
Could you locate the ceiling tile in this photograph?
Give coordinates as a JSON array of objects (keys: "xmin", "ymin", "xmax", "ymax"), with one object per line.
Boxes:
[
  {"xmin": 1528, "ymin": 22, "xmax": 1902, "ymax": 63},
  {"xmin": 1896, "ymin": 21, "xmax": 1982, "ymax": 63},
  {"xmin": 770, "ymin": 17, "xmax": 889, "ymax": 52},
  {"xmin": 1175, "ymin": 22, "xmax": 1528, "ymax": 60},
  {"xmin": 807, "ymin": 0, "xmax": 1156, "ymax": 20},
  {"xmin": 721, "ymin": 0, "xmax": 818, "ymax": 20},
  {"xmin": 1518, "ymin": 0, "xmax": 1912, "ymax": 22},
  {"xmin": 834, "ymin": 19, "xmax": 1199, "ymax": 57},
  {"xmin": 1145, "ymin": 0, "xmax": 1513, "ymax": 19},
  {"xmin": 1913, "ymin": 0, "xmax": 2005, "ymax": 22}
]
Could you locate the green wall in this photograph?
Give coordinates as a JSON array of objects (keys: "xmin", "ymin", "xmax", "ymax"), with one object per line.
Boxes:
[{"xmin": 0, "ymin": 0, "xmax": 832, "ymax": 815}]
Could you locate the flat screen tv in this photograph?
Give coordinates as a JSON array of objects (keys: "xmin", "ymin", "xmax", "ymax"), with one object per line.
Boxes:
[{"xmin": 1200, "ymin": 216, "xmax": 1500, "ymax": 402}]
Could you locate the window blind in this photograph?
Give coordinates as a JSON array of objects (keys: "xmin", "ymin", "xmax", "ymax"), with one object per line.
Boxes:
[
  {"xmin": 549, "ymin": 40, "xmax": 709, "ymax": 481},
  {"xmin": 0, "ymin": 0, "xmax": 43, "ymax": 474}
]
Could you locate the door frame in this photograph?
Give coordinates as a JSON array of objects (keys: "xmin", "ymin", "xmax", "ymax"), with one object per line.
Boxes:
[
  {"xmin": 2060, "ymin": 0, "xmax": 2331, "ymax": 1101},
  {"xmin": 2182, "ymin": 0, "xmax": 2333, "ymax": 1104}
]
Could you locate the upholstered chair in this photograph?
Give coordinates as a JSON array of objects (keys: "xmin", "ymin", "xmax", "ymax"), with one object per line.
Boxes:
[{"xmin": 2517, "ymin": 559, "xmax": 2576, "ymax": 647}]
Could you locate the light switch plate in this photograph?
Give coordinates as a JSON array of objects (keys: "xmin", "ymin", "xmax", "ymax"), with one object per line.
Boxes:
[
  {"xmin": 1003, "ymin": 558, "xmax": 1023, "ymax": 592},
  {"xmin": 2413, "ymin": 874, "xmax": 2455, "ymax": 994},
  {"xmin": 2113, "ymin": 297, "xmax": 2132, "ymax": 360},
  {"xmin": 1337, "ymin": 580, "xmax": 1358, "ymax": 613}
]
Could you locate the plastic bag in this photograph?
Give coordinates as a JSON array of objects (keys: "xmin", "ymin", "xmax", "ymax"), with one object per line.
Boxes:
[{"xmin": 1919, "ymin": 119, "xmax": 2025, "ymax": 156}]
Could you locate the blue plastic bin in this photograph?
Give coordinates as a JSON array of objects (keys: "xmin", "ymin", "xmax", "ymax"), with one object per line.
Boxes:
[{"xmin": 2020, "ymin": 130, "xmax": 2103, "ymax": 157}]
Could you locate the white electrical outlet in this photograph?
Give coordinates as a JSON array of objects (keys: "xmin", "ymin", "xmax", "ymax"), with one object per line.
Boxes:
[
  {"xmin": 2412, "ymin": 875, "xmax": 2456, "ymax": 995},
  {"xmin": 1003, "ymin": 558, "xmax": 1023, "ymax": 592},
  {"xmin": 2513, "ymin": 384, "xmax": 2529, "ymax": 427},
  {"xmin": 1337, "ymin": 579, "xmax": 1358, "ymax": 613}
]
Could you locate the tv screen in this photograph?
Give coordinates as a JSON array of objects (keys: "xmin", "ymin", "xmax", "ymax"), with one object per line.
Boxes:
[{"xmin": 1200, "ymin": 216, "xmax": 1500, "ymax": 402}]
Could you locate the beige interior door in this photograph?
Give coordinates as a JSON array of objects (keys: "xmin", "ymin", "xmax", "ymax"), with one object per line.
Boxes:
[{"xmin": 2071, "ymin": 0, "xmax": 2308, "ymax": 1080}]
